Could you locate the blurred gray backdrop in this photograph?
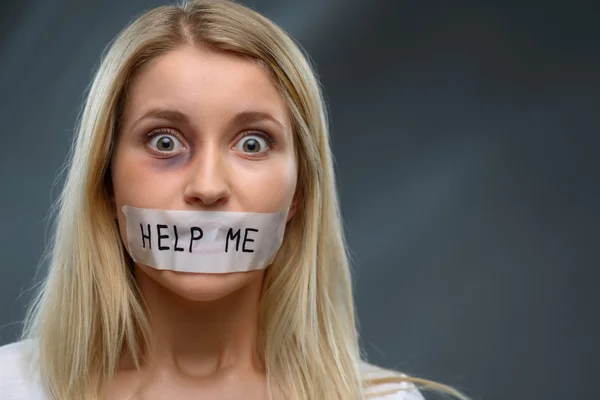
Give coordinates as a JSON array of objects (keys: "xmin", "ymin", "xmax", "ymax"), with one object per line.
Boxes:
[{"xmin": 1, "ymin": 1, "xmax": 598, "ymax": 399}]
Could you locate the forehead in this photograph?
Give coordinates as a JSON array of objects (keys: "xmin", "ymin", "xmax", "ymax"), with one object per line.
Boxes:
[{"xmin": 122, "ymin": 44, "xmax": 289, "ymax": 126}]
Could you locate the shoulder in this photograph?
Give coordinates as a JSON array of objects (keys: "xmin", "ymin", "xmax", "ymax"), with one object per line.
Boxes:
[
  {"xmin": 360, "ymin": 361, "xmax": 425, "ymax": 400},
  {"xmin": 0, "ymin": 339, "xmax": 44, "ymax": 399}
]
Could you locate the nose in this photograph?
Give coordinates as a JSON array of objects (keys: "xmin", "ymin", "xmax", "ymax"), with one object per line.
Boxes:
[{"xmin": 183, "ymin": 144, "xmax": 231, "ymax": 208}]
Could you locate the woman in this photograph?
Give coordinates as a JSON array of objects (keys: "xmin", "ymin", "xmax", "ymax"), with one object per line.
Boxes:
[{"xmin": 0, "ymin": 1, "xmax": 469, "ymax": 399}]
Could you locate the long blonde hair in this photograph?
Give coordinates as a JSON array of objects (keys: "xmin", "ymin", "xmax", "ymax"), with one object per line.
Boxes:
[{"xmin": 22, "ymin": 1, "xmax": 469, "ymax": 399}]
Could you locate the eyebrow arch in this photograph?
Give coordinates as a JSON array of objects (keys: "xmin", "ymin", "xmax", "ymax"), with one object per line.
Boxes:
[
  {"xmin": 129, "ymin": 108, "xmax": 286, "ymax": 132},
  {"xmin": 129, "ymin": 109, "xmax": 190, "ymax": 131},
  {"xmin": 231, "ymin": 110, "xmax": 285, "ymax": 130}
]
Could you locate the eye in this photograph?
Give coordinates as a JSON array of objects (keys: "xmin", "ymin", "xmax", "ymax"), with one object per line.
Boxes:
[
  {"xmin": 234, "ymin": 132, "xmax": 274, "ymax": 155},
  {"xmin": 146, "ymin": 130, "xmax": 185, "ymax": 156}
]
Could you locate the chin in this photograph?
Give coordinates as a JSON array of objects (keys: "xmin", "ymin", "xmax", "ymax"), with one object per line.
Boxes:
[{"xmin": 137, "ymin": 264, "xmax": 264, "ymax": 302}]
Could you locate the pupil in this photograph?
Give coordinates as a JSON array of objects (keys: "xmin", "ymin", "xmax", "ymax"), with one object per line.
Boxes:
[{"xmin": 244, "ymin": 139, "xmax": 259, "ymax": 152}]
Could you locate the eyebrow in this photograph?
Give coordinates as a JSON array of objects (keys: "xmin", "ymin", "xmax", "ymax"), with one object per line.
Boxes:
[{"xmin": 129, "ymin": 108, "xmax": 286, "ymax": 132}]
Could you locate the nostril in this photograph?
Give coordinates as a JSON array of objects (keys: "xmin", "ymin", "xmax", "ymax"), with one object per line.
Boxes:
[{"xmin": 184, "ymin": 188, "xmax": 230, "ymax": 208}]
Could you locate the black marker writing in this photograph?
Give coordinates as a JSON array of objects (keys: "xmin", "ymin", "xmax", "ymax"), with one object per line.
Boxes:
[
  {"xmin": 225, "ymin": 227, "xmax": 259, "ymax": 252},
  {"xmin": 243, "ymin": 228, "xmax": 258, "ymax": 253},
  {"xmin": 157, "ymin": 224, "xmax": 170, "ymax": 250},
  {"xmin": 225, "ymin": 228, "xmax": 241, "ymax": 252},
  {"xmin": 173, "ymin": 225, "xmax": 184, "ymax": 252},
  {"xmin": 140, "ymin": 223, "xmax": 151, "ymax": 249},
  {"xmin": 138, "ymin": 224, "xmax": 257, "ymax": 254},
  {"xmin": 189, "ymin": 227, "xmax": 203, "ymax": 253}
]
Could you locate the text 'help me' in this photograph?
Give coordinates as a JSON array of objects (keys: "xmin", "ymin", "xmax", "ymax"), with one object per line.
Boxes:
[{"xmin": 138, "ymin": 224, "xmax": 259, "ymax": 253}]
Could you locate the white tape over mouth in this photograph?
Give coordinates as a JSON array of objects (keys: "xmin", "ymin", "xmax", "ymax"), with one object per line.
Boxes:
[{"xmin": 122, "ymin": 205, "xmax": 288, "ymax": 273}]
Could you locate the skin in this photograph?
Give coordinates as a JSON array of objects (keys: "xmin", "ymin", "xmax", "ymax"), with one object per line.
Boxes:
[{"xmin": 109, "ymin": 44, "xmax": 297, "ymax": 400}]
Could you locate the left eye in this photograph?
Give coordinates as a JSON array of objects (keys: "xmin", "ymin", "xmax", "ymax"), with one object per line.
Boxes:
[{"xmin": 235, "ymin": 134, "xmax": 270, "ymax": 154}]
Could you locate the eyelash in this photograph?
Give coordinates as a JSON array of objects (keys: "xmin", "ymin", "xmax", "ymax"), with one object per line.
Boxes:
[
  {"xmin": 143, "ymin": 128, "xmax": 277, "ymax": 155},
  {"xmin": 241, "ymin": 130, "xmax": 276, "ymax": 146},
  {"xmin": 144, "ymin": 127, "xmax": 182, "ymax": 143}
]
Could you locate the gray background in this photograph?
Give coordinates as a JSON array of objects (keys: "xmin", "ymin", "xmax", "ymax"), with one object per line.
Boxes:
[{"xmin": 1, "ymin": 1, "xmax": 598, "ymax": 399}]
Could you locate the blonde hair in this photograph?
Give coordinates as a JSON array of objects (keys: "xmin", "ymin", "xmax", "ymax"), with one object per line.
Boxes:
[{"xmin": 22, "ymin": 1, "xmax": 469, "ymax": 399}]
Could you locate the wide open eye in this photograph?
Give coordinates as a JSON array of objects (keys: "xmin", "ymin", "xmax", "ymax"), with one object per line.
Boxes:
[
  {"xmin": 234, "ymin": 132, "xmax": 274, "ymax": 156},
  {"xmin": 146, "ymin": 129, "xmax": 185, "ymax": 156}
]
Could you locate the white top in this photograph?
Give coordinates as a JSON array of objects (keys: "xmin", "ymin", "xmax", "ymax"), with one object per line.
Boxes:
[{"xmin": 0, "ymin": 340, "xmax": 424, "ymax": 399}]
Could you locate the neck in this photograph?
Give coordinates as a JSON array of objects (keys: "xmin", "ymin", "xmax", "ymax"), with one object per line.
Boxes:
[{"xmin": 134, "ymin": 268, "xmax": 265, "ymax": 379}]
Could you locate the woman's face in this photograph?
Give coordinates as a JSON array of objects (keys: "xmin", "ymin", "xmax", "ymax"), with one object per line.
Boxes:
[{"xmin": 110, "ymin": 44, "xmax": 297, "ymax": 301}]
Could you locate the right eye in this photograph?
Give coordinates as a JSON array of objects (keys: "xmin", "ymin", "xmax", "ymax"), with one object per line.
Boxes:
[{"xmin": 146, "ymin": 129, "xmax": 185, "ymax": 156}]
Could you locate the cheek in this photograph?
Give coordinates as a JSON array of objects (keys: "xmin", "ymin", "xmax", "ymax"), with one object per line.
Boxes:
[
  {"xmin": 112, "ymin": 152, "xmax": 179, "ymax": 206},
  {"xmin": 111, "ymin": 150, "xmax": 182, "ymax": 242},
  {"xmin": 233, "ymin": 157, "xmax": 297, "ymax": 212}
]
